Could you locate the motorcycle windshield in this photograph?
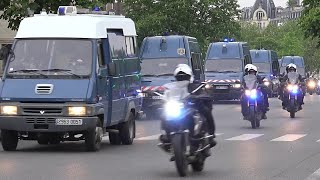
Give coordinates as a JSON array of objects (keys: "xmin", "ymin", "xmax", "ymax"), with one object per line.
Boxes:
[
  {"xmin": 288, "ymin": 72, "xmax": 299, "ymax": 84},
  {"xmin": 244, "ymin": 74, "xmax": 258, "ymax": 90},
  {"xmin": 163, "ymin": 81, "xmax": 190, "ymax": 101}
]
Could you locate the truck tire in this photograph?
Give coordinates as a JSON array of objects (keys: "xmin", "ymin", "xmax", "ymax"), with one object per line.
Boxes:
[
  {"xmin": 109, "ymin": 132, "xmax": 121, "ymax": 145},
  {"xmin": 1, "ymin": 130, "xmax": 18, "ymax": 151},
  {"xmin": 119, "ymin": 112, "xmax": 135, "ymax": 145},
  {"xmin": 85, "ymin": 120, "xmax": 103, "ymax": 151},
  {"xmin": 37, "ymin": 134, "xmax": 49, "ymax": 145}
]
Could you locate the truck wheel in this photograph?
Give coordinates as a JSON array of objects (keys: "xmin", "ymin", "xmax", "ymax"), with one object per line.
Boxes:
[
  {"xmin": 37, "ymin": 134, "xmax": 49, "ymax": 145},
  {"xmin": 119, "ymin": 112, "xmax": 135, "ymax": 145},
  {"xmin": 109, "ymin": 132, "xmax": 121, "ymax": 145},
  {"xmin": 1, "ymin": 130, "xmax": 18, "ymax": 151},
  {"xmin": 85, "ymin": 120, "xmax": 103, "ymax": 152}
]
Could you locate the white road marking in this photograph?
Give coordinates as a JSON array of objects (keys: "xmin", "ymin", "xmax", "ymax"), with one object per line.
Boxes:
[
  {"xmin": 271, "ymin": 134, "xmax": 307, "ymax": 142},
  {"xmin": 135, "ymin": 134, "xmax": 161, "ymax": 141},
  {"xmin": 316, "ymin": 139, "xmax": 320, "ymax": 142},
  {"xmin": 226, "ymin": 134, "xmax": 264, "ymax": 141},
  {"xmin": 304, "ymin": 167, "xmax": 320, "ymax": 180}
]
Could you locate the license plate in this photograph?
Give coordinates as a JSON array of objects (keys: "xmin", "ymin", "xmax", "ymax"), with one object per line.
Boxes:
[
  {"xmin": 56, "ymin": 119, "xmax": 83, "ymax": 125},
  {"xmin": 152, "ymin": 96, "xmax": 163, "ymax": 99},
  {"xmin": 216, "ymin": 86, "xmax": 228, "ymax": 89}
]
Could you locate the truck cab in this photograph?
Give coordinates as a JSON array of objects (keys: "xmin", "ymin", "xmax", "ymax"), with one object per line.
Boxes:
[
  {"xmin": 139, "ymin": 35, "xmax": 205, "ymax": 119},
  {"xmin": 205, "ymin": 42, "xmax": 252, "ymax": 100},
  {"xmin": 250, "ymin": 49, "xmax": 280, "ymax": 97},
  {"xmin": 0, "ymin": 6, "xmax": 142, "ymax": 151},
  {"xmin": 280, "ymin": 56, "xmax": 306, "ymax": 78}
]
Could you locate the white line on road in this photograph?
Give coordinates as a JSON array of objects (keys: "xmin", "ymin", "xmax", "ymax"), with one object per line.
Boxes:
[
  {"xmin": 226, "ymin": 134, "xmax": 264, "ymax": 141},
  {"xmin": 304, "ymin": 167, "xmax": 320, "ymax": 180},
  {"xmin": 271, "ymin": 134, "xmax": 307, "ymax": 142}
]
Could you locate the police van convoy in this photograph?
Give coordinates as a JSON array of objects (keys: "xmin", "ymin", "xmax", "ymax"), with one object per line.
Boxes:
[
  {"xmin": 139, "ymin": 35, "xmax": 205, "ymax": 119},
  {"xmin": 204, "ymin": 41, "xmax": 252, "ymax": 100},
  {"xmin": 0, "ymin": 6, "xmax": 142, "ymax": 151},
  {"xmin": 250, "ymin": 49, "xmax": 280, "ymax": 97}
]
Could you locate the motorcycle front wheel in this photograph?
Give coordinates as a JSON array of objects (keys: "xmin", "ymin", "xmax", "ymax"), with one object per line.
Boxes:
[{"xmin": 172, "ymin": 133, "xmax": 188, "ymax": 177}]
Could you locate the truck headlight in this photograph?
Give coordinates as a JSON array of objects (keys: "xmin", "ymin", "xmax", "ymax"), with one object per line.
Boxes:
[
  {"xmin": 1, "ymin": 106, "xmax": 17, "ymax": 115},
  {"xmin": 68, "ymin": 107, "xmax": 86, "ymax": 116},
  {"xmin": 233, "ymin": 84, "xmax": 241, "ymax": 88}
]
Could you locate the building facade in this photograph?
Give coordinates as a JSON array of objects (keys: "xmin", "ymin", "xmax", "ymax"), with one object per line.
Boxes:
[{"xmin": 241, "ymin": 0, "xmax": 303, "ymax": 29}]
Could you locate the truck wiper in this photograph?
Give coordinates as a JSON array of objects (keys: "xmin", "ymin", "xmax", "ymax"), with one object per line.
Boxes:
[
  {"xmin": 157, "ymin": 73, "xmax": 173, "ymax": 76},
  {"xmin": 219, "ymin": 70, "xmax": 238, "ymax": 73},
  {"xmin": 41, "ymin": 69, "xmax": 81, "ymax": 78},
  {"xmin": 8, "ymin": 69, "xmax": 48, "ymax": 78}
]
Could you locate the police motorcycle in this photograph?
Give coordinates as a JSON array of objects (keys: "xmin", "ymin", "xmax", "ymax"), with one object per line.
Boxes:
[
  {"xmin": 283, "ymin": 72, "xmax": 303, "ymax": 118},
  {"xmin": 306, "ymin": 77, "xmax": 317, "ymax": 95},
  {"xmin": 242, "ymin": 74, "xmax": 266, "ymax": 129},
  {"xmin": 156, "ymin": 81, "xmax": 213, "ymax": 177}
]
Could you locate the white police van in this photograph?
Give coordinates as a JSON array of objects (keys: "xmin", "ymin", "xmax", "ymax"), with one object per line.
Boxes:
[{"xmin": 0, "ymin": 6, "xmax": 142, "ymax": 151}]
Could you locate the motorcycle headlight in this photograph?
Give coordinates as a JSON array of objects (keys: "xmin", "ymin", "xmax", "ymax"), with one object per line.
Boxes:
[
  {"xmin": 164, "ymin": 101, "xmax": 184, "ymax": 119},
  {"xmin": 263, "ymin": 81, "xmax": 270, "ymax": 86},
  {"xmin": 287, "ymin": 84, "xmax": 298, "ymax": 94},
  {"xmin": 233, "ymin": 84, "xmax": 241, "ymax": 88},
  {"xmin": 245, "ymin": 89, "xmax": 257, "ymax": 99},
  {"xmin": 205, "ymin": 84, "xmax": 211, "ymax": 89},
  {"xmin": 308, "ymin": 81, "xmax": 316, "ymax": 88}
]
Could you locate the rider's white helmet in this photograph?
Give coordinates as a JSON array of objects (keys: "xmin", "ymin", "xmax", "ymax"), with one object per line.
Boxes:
[
  {"xmin": 245, "ymin": 64, "xmax": 258, "ymax": 73},
  {"xmin": 287, "ymin": 63, "xmax": 297, "ymax": 69},
  {"xmin": 173, "ymin": 64, "xmax": 194, "ymax": 83}
]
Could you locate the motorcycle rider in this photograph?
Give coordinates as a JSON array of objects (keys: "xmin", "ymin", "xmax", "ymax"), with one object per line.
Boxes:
[
  {"xmin": 241, "ymin": 64, "xmax": 269, "ymax": 119},
  {"xmin": 280, "ymin": 63, "xmax": 304, "ymax": 109},
  {"xmin": 159, "ymin": 64, "xmax": 217, "ymax": 148}
]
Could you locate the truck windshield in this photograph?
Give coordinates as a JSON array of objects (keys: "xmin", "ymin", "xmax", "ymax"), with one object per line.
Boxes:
[
  {"xmin": 141, "ymin": 58, "xmax": 188, "ymax": 76},
  {"xmin": 281, "ymin": 57, "xmax": 304, "ymax": 67},
  {"xmin": 141, "ymin": 37, "xmax": 187, "ymax": 59},
  {"xmin": 207, "ymin": 44, "xmax": 241, "ymax": 59},
  {"xmin": 6, "ymin": 39, "xmax": 93, "ymax": 77},
  {"xmin": 251, "ymin": 51, "xmax": 269, "ymax": 63},
  {"xmin": 254, "ymin": 63, "xmax": 271, "ymax": 73},
  {"xmin": 205, "ymin": 59, "xmax": 242, "ymax": 73}
]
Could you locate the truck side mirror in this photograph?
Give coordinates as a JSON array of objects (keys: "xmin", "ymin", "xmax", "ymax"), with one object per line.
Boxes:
[
  {"xmin": 98, "ymin": 67, "xmax": 108, "ymax": 78},
  {"xmin": 108, "ymin": 62, "xmax": 117, "ymax": 77}
]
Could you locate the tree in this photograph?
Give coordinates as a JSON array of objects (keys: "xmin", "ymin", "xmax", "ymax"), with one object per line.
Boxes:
[
  {"xmin": 0, "ymin": 0, "xmax": 109, "ymax": 31},
  {"xmin": 124, "ymin": 0, "xmax": 241, "ymax": 53},
  {"xmin": 299, "ymin": 0, "xmax": 320, "ymax": 46}
]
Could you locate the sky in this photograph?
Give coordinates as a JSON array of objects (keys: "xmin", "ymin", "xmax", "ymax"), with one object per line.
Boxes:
[{"xmin": 238, "ymin": 0, "xmax": 288, "ymax": 8}]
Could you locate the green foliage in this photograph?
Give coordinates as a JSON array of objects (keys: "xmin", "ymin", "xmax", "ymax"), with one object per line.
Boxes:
[
  {"xmin": 299, "ymin": 0, "xmax": 320, "ymax": 45},
  {"xmin": 0, "ymin": 0, "xmax": 109, "ymax": 30},
  {"xmin": 239, "ymin": 20, "xmax": 320, "ymax": 71},
  {"xmin": 124, "ymin": 0, "xmax": 241, "ymax": 54}
]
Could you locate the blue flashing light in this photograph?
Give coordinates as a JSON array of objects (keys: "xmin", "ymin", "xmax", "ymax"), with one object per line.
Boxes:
[
  {"xmin": 58, "ymin": 7, "xmax": 65, "ymax": 15},
  {"xmin": 292, "ymin": 89, "xmax": 298, "ymax": 94},
  {"xmin": 230, "ymin": 38, "xmax": 235, "ymax": 42},
  {"xmin": 93, "ymin": 6, "xmax": 100, "ymax": 11},
  {"xmin": 223, "ymin": 37, "xmax": 229, "ymax": 42}
]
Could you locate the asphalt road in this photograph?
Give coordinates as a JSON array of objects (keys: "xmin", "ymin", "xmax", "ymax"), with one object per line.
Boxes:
[{"xmin": 1, "ymin": 95, "xmax": 320, "ymax": 180}]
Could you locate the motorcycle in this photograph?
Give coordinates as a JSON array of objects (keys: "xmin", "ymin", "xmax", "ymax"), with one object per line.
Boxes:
[
  {"xmin": 156, "ymin": 81, "xmax": 213, "ymax": 177},
  {"xmin": 283, "ymin": 72, "xmax": 303, "ymax": 118},
  {"xmin": 307, "ymin": 78, "xmax": 317, "ymax": 95},
  {"xmin": 242, "ymin": 74, "xmax": 266, "ymax": 129}
]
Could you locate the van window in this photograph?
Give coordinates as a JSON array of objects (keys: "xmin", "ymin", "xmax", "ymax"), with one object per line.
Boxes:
[
  {"xmin": 125, "ymin": 37, "xmax": 135, "ymax": 57},
  {"xmin": 207, "ymin": 43, "xmax": 241, "ymax": 59},
  {"xmin": 141, "ymin": 58, "xmax": 188, "ymax": 76},
  {"xmin": 108, "ymin": 33, "xmax": 126, "ymax": 59}
]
